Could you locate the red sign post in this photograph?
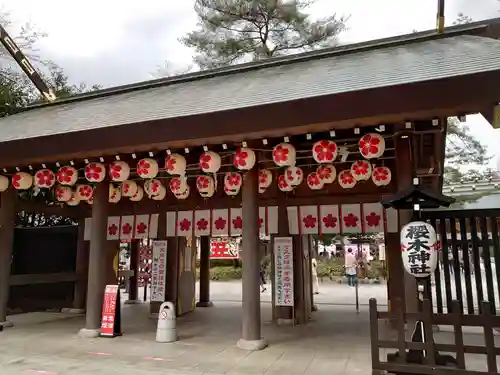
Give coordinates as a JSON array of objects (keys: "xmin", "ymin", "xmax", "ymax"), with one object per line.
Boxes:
[{"xmin": 100, "ymin": 284, "xmax": 122, "ymax": 337}]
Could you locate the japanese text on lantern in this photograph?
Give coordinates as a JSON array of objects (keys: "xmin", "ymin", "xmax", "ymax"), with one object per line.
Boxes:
[
  {"xmin": 150, "ymin": 240, "xmax": 168, "ymax": 302},
  {"xmin": 401, "ymin": 221, "xmax": 437, "ymax": 278},
  {"xmin": 101, "ymin": 285, "xmax": 118, "ymax": 336},
  {"xmin": 274, "ymin": 237, "xmax": 294, "ymax": 306}
]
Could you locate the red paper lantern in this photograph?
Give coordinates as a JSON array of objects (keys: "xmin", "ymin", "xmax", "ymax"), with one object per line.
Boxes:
[
  {"xmin": 359, "ymin": 133, "xmax": 385, "ymax": 159},
  {"xmin": 285, "ymin": 166, "xmax": 303, "ymax": 187},
  {"xmin": 338, "ymin": 170, "xmax": 356, "ymax": 189},
  {"xmin": 121, "ymin": 180, "xmax": 138, "ymax": 197},
  {"xmin": 76, "ymin": 184, "xmax": 94, "ymax": 201},
  {"xmin": 199, "ymin": 151, "xmax": 221, "ymax": 173},
  {"xmin": 306, "ymin": 172, "xmax": 323, "ymax": 190},
  {"xmin": 137, "ymin": 158, "xmax": 159, "ymax": 179},
  {"xmin": 84, "ymin": 162, "xmax": 106, "ymax": 183},
  {"xmin": 233, "ymin": 148, "xmax": 256, "ymax": 170},
  {"xmin": 12, "ymin": 172, "xmax": 33, "ymax": 190},
  {"xmin": 258, "ymin": 169, "xmax": 273, "ymax": 193},
  {"xmin": 312, "ymin": 140, "xmax": 338, "ymax": 163},
  {"xmin": 272, "ymin": 143, "xmax": 296, "ymax": 167},
  {"xmin": 130, "ymin": 186, "xmax": 144, "ymax": 202},
  {"xmin": 0, "ymin": 175, "xmax": 9, "ymax": 192},
  {"xmin": 57, "ymin": 166, "xmax": 78, "ymax": 186},
  {"xmin": 372, "ymin": 166, "xmax": 392, "ymax": 187},
  {"xmin": 55, "ymin": 186, "xmax": 72, "ymax": 202},
  {"xmin": 277, "ymin": 174, "xmax": 293, "ymax": 192},
  {"xmin": 316, "ymin": 164, "xmax": 336, "ymax": 184},
  {"xmin": 34, "ymin": 169, "xmax": 56, "ymax": 188},
  {"xmin": 165, "ymin": 153, "xmax": 187, "ymax": 176},
  {"xmin": 351, "ymin": 160, "xmax": 372, "ymax": 181},
  {"xmin": 109, "ymin": 161, "xmax": 130, "ymax": 182},
  {"xmin": 224, "ymin": 172, "xmax": 242, "ymax": 196},
  {"xmin": 196, "ymin": 175, "xmax": 215, "ymax": 198}
]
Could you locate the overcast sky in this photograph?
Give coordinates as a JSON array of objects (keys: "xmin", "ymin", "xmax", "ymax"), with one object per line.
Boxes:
[{"xmin": 2, "ymin": 0, "xmax": 500, "ymax": 169}]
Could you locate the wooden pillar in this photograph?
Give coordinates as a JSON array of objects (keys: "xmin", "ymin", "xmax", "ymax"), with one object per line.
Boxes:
[
  {"xmin": 196, "ymin": 236, "xmax": 213, "ymax": 307},
  {"xmin": 237, "ymin": 167, "xmax": 267, "ymax": 351},
  {"xmin": 72, "ymin": 219, "xmax": 89, "ymax": 312},
  {"xmin": 126, "ymin": 241, "xmax": 139, "ymax": 302},
  {"xmin": 78, "ymin": 182, "xmax": 109, "ymax": 338},
  {"xmin": 0, "ymin": 189, "xmax": 16, "ymax": 328}
]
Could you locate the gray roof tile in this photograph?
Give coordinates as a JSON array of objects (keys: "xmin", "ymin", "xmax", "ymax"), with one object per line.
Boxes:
[{"xmin": 1, "ymin": 35, "xmax": 500, "ymax": 143}]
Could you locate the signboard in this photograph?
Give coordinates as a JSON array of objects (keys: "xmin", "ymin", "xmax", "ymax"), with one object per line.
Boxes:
[
  {"xmin": 274, "ymin": 237, "xmax": 294, "ymax": 306},
  {"xmin": 210, "ymin": 237, "xmax": 238, "ymax": 259},
  {"xmin": 378, "ymin": 244, "xmax": 386, "ymax": 261},
  {"xmin": 401, "ymin": 221, "xmax": 438, "ymax": 278},
  {"xmin": 151, "ymin": 240, "xmax": 168, "ymax": 302},
  {"xmin": 100, "ymin": 284, "xmax": 122, "ymax": 337}
]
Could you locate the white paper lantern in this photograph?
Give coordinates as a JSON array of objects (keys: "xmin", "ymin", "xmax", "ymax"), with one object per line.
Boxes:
[
  {"xmin": 175, "ymin": 185, "xmax": 190, "ymax": 200},
  {"xmin": 130, "ymin": 185, "xmax": 144, "ymax": 202},
  {"xmin": 144, "ymin": 179, "xmax": 163, "ymax": 197},
  {"xmin": 109, "ymin": 161, "xmax": 130, "ymax": 182},
  {"xmin": 87, "ymin": 197, "xmax": 94, "ymax": 205},
  {"xmin": 285, "ymin": 166, "xmax": 303, "ymax": 187},
  {"xmin": 401, "ymin": 221, "xmax": 438, "ymax": 278},
  {"xmin": 55, "ymin": 185, "xmax": 72, "ymax": 202},
  {"xmin": 137, "ymin": 158, "xmax": 159, "ymax": 179},
  {"xmin": 169, "ymin": 177, "xmax": 188, "ymax": 195},
  {"xmin": 272, "ymin": 143, "xmax": 296, "ymax": 167},
  {"xmin": 351, "ymin": 160, "xmax": 372, "ymax": 181},
  {"xmin": 0, "ymin": 175, "xmax": 9, "ymax": 192},
  {"xmin": 152, "ymin": 185, "xmax": 167, "ymax": 201},
  {"xmin": 66, "ymin": 191, "xmax": 80, "ymax": 206},
  {"xmin": 258, "ymin": 169, "xmax": 273, "ymax": 193},
  {"xmin": 199, "ymin": 151, "xmax": 221, "ymax": 173},
  {"xmin": 312, "ymin": 140, "xmax": 338, "ymax": 163},
  {"xmin": 233, "ymin": 148, "xmax": 256, "ymax": 170},
  {"xmin": 76, "ymin": 184, "xmax": 94, "ymax": 201},
  {"xmin": 306, "ymin": 172, "xmax": 324, "ymax": 191},
  {"xmin": 84, "ymin": 162, "xmax": 106, "ymax": 183},
  {"xmin": 359, "ymin": 133, "xmax": 385, "ymax": 159},
  {"xmin": 277, "ymin": 174, "xmax": 293, "ymax": 192},
  {"xmin": 338, "ymin": 170, "xmax": 357, "ymax": 189},
  {"xmin": 12, "ymin": 172, "xmax": 33, "ymax": 190},
  {"xmin": 34, "ymin": 169, "xmax": 56, "ymax": 188},
  {"xmin": 316, "ymin": 164, "xmax": 336, "ymax": 184},
  {"xmin": 109, "ymin": 184, "xmax": 121, "ymax": 203},
  {"xmin": 56, "ymin": 166, "xmax": 78, "ymax": 186},
  {"xmin": 121, "ymin": 180, "xmax": 138, "ymax": 197},
  {"xmin": 224, "ymin": 172, "xmax": 242, "ymax": 196},
  {"xmin": 372, "ymin": 166, "xmax": 392, "ymax": 187},
  {"xmin": 196, "ymin": 175, "xmax": 215, "ymax": 198},
  {"xmin": 165, "ymin": 153, "xmax": 187, "ymax": 176}
]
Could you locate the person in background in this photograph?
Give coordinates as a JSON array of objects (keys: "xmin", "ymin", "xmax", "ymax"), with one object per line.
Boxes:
[
  {"xmin": 312, "ymin": 258, "xmax": 320, "ymax": 294},
  {"xmin": 345, "ymin": 261, "xmax": 357, "ymax": 287},
  {"xmin": 260, "ymin": 264, "xmax": 267, "ymax": 293}
]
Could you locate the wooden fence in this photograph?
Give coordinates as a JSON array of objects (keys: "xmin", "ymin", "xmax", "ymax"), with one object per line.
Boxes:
[{"xmin": 370, "ymin": 298, "xmax": 500, "ymax": 375}]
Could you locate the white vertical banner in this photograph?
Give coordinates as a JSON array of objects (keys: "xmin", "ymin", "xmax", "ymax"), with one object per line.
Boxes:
[
  {"xmin": 274, "ymin": 237, "xmax": 294, "ymax": 307},
  {"xmin": 150, "ymin": 240, "xmax": 168, "ymax": 302}
]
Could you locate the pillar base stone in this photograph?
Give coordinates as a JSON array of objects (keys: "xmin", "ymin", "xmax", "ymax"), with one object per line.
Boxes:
[
  {"xmin": 196, "ymin": 301, "xmax": 214, "ymax": 308},
  {"xmin": 237, "ymin": 338, "xmax": 268, "ymax": 351},
  {"xmin": 124, "ymin": 300, "xmax": 142, "ymax": 305},
  {"xmin": 277, "ymin": 318, "xmax": 294, "ymax": 326},
  {"xmin": 311, "ymin": 304, "xmax": 318, "ymax": 312},
  {"xmin": 78, "ymin": 328, "xmax": 100, "ymax": 338},
  {"xmin": 0, "ymin": 321, "xmax": 14, "ymax": 329},
  {"xmin": 61, "ymin": 308, "xmax": 85, "ymax": 314}
]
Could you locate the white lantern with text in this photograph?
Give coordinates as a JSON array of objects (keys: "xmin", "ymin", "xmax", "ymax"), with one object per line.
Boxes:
[
  {"xmin": 285, "ymin": 166, "xmax": 303, "ymax": 187},
  {"xmin": 66, "ymin": 191, "xmax": 80, "ymax": 206},
  {"xmin": 175, "ymin": 185, "xmax": 190, "ymax": 200},
  {"xmin": 12, "ymin": 172, "xmax": 33, "ymax": 190},
  {"xmin": 338, "ymin": 170, "xmax": 356, "ymax": 189},
  {"xmin": 196, "ymin": 175, "xmax": 215, "ymax": 198},
  {"xmin": 130, "ymin": 185, "xmax": 144, "ymax": 202},
  {"xmin": 199, "ymin": 151, "xmax": 221, "ymax": 173},
  {"xmin": 372, "ymin": 166, "xmax": 392, "ymax": 187},
  {"xmin": 137, "ymin": 158, "xmax": 159, "ymax": 179},
  {"xmin": 258, "ymin": 169, "xmax": 273, "ymax": 193},
  {"xmin": 0, "ymin": 175, "xmax": 9, "ymax": 192},
  {"xmin": 76, "ymin": 184, "xmax": 93, "ymax": 201},
  {"xmin": 224, "ymin": 172, "xmax": 242, "ymax": 196},
  {"xmin": 34, "ymin": 169, "xmax": 56, "ymax": 188},
  {"xmin": 56, "ymin": 166, "xmax": 78, "ymax": 186},
  {"xmin": 277, "ymin": 174, "xmax": 293, "ymax": 192},
  {"xmin": 165, "ymin": 153, "xmax": 187, "ymax": 176},
  {"xmin": 312, "ymin": 140, "xmax": 338, "ymax": 163},
  {"xmin": 121, "ymin": 180, "xmax": 138, "ymax": 197},
  {"xmin": 233, "ymin": 148, "xmax": 256, "ymax": 170},
  {"xmin": 109, "ymin": 161, "xmax": 130, "ymax": 182},
  {"xmin": 170, "ymin": 177, "xmax": 188, "ymax": 196},
  {"xmin": 316, "ymin": 164, "xmax": 336, "ymax": 184},
  {"xmin": 306, "ymin": 172, "xmax": 324, "ymax": 190},
  {"xmin": 84, "ymin": 162, "xmax": 106, "ymax": 183},
  {"xmin": 55, "ymin": 186, "xmax": 72, "ymax": 202},
  {"xmin": 400, "ymin": 221, "xmax": 438, "ymax": 278},
  {"xmin": 144, "ymin": 179, "xmax": 163, "ymax": 197},
  {"xmin": 359, "ymin": 133, "xmax": 385, "ymax": 159},
  {"xmin": 272, "ymin": 143, "xmax": 296, "ymax": 167},
  {"xmin": 109, "ymin": 184, "xmax": 121, "ymax": 204},
  {"xmin": 351, "ymin": 160, "xmax": 372, "ymax": 181},
  {"xmin": 152, "ymin": 185, "xmax": 167, "ymax": 201}
]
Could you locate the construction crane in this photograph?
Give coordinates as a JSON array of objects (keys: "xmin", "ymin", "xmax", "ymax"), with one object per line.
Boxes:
[{"xmin": 0, "ymin": 23, "xmax": 56, "ymax": 102}]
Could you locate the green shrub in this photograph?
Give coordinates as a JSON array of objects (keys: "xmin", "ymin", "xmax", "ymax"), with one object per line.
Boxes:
[{"xmin": 196, "ymin": 266, "xmax": 242, "ymax": 281}]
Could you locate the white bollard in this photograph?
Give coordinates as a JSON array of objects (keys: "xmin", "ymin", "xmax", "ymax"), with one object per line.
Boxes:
[{"xmin": 156, "ymin": 301, "xmax": 177, "ymax": 343}]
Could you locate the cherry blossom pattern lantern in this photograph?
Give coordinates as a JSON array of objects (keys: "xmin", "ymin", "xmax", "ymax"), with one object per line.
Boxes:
[
  {"xmin": 272, "ymin": 143, "xmax": 296, "ymax": 167},
  {"xmin": 66, "ymin": 191, "xmax": 80, "ymax": 206},
  {"xmin": 84, "ymin": 162, "xmax": 106, "ymax": 183},
  {"xmin": 152, "ymin": 185, "xmax": 167, "ymax": 201},
  {"xmin": 312, "ymin": 140, "xmax": 338, "ymax": 164},
  {"xmin": 121, "ymin": 180, "xmax": 138, "ymax": 197},
  {"xmin": 87, "ymin": 197, "xmax": 94, "ymax": 205},
  {"xmin": 144, "ymin": 179, "xmax": 163, "ymax": 197},
  {"xmin": 359, "ymin": 133, "xmax": 385, "ymax": 159},
  {"xmin": 130, "ymin": 186, "xmax": 144, "ymax": 202},
  {"xmin": 350, "ymin": 160, "xmax": 372, "ymax": 181},
  {"xmin": 285, "ymin": 166, "xmax": 303, "ymax": 187},
  {"xmin": 233, "ymin": 148, "xmax": 256, "ymax": 171},
  {"xmin": 338, "ymin": 170, "xmax": 356, "ymax": 189},
  {"xmin": 317, "ymin": 164, "xmax": 336, "ymax": 184},
  {"xmin": 224, "ymin": 172, "xmax": 242, "ymax": 196},
  {"xmin": 109, "ymin": 161, "xmax": 130, "ymax": 182},
  {"xmin": 306, "ymin": 172, "xmax": 324, "ymax": 191},
  {"xmin": 372, "ymin": 166, "xmax": 392, "ymax": 187},
  {"xmin": 137, "ymin": 158, "xmax": 159, "ymax": 179},
  {"xmin": 175, "ymin": 185, "xmax": 190, "ymax": 200},
  {"xmin": 170, "ymin": 177, "xmax": 188, "ymax": 196},
  {"xmin": 12, "ymin": 172, "xmax": 33, "ymax": 190},
  {"xmin": 34, "ymin": 169, "xmax": 56, "ymax": 189},
  {"xmin": 199, "ymin": 151, "xmax": 221, "ymax": 174},
  {"xmin": 56, "ymin": 166, "xmax": 78, "ymax": 186},
  {"xmin": 109, "ymin": 184, "xmax": 121, "ymax": 204},
  {"xmin": 55, "ymin": 186, "xmax": 72, "ymax": 202},
  {"xmin": 165, "ymin": 153, "xmax": 187, "ymax": 176},
  {"xmin": 196, "ymin": 175, "xmax": 215, "ymax": 198},
  {"xmin": 258, "ymin": 169, "xmax": 273, "ymax": 193},
  {"xmin": 277, "ymin": 174, "xmax": 293, "ymax": 192},
  {"xmin": 0, "ymin": 175, "xmax": 9, "ymax": 192},
  {"xmin": 76, "ymin": 184, "xmax": 94, "ymax": 201},
  {"xmin": 401, "ymin": 221, "xmax": 438, "ymax": 278}
]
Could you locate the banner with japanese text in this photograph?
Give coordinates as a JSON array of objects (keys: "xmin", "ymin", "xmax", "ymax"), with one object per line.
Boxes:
[
  {"xmin": 151, "ymin": 240, "xmax": 167, "ymax": 302},
  {"xmin": 274, "ymin": 237, "xmax": 294, "ymax": 306},
  {"xmin": 100, "ymin": 284, "xmax": 120, "ymax": 337}
]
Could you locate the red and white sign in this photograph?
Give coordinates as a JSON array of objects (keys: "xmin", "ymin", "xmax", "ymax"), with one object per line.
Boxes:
[
  {"xmin": 362, "ymin": 203, "xmax": 384, "ymax": 233},
  {"xmin": 100, "ymin": 284, "xmax": 119, "ymax": 337},
  {"xmin": 299, "ymin": 205, "xmax": 319, "ymax": 235},
  {"xmin": 119, "ymin": 215, "xmax": 135, "ymax": 242},
  {"xmin": 194, "ymin": 210, "xmax": 211, "ymax": 237},
  {"xmin": 341, "ymin": 204, "xmax": 362, "ymax": 234},
  {"xmin": 230, "ymin": 208, "xmax": 243, "ymax": 236},
  {"xmin": 107, "ymin": 217, "xmax": 121, "ymax": 240},
  {"xmin": 150, "ymin": 240, "xmax": 167, "ymax": 302},
  {"xmin": 274, "ymin": 237, "xmax": 294, "ymax": 307},
  {"xmin": 177, "ymin": 210, "xmax": 194, "ymax": 237},
  {"xmin": 319, "ymin": 205, "xmax": 340, "ymax": 234},
  {"xmin": 210, "ymin": 237, "xmax": 238, "ymax": 259},
  {"xmin": 211, "ymin": 209, "xmax": 229, "ymax": 236}
]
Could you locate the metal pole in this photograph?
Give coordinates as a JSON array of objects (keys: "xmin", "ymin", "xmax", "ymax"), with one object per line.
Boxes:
[
  {"xmin": 437, "ymin": 0, "xmax": 445, "ymax": 33},
  {"xmin": 355, "ymin": 276, "xmax": 360, "ymax": 314}
]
